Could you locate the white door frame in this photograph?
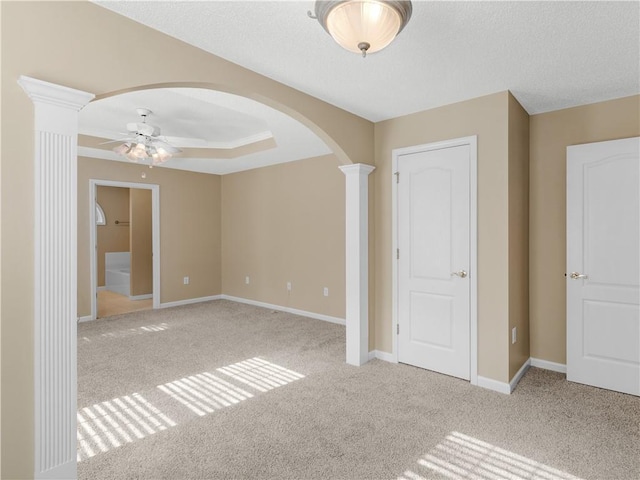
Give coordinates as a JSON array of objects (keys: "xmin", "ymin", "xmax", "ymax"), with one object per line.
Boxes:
[
  {"xmin": 391, "ymin": 135, "xmax": 478, "ymax": 386},
  {"xmin": 89, "ymin": 179, "xmax": 161, "ymax": 320}
]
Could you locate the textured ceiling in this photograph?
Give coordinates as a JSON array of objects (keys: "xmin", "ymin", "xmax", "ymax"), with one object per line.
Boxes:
[{"xmin": 95, "ymin": 1, "xmax": 640, "ymax": 122}]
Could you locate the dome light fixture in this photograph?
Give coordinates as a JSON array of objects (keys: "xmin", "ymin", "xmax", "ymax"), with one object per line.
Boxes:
[{"xmin": 310, "ymin": 0, "xmax": 412, "ymax": 57}]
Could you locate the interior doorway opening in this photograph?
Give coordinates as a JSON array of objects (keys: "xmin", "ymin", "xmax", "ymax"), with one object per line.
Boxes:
[{"xmin": 89, "ymin": 179, "xmax": 160, "ymax": 321}]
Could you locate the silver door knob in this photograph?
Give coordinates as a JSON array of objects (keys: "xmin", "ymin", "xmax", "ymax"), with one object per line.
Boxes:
[
  {"xmin": 451, "ymin": 270, "xmax": 467, "ymax": 278},
  {"xmin": 569, "ymin": 272, "xmax": 588, "ymax": 280}
]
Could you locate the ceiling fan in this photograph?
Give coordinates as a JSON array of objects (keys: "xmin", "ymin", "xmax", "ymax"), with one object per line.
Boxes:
[{"xmin": 108, "ymin": 108, "xmax": 182, "ymax": 166}]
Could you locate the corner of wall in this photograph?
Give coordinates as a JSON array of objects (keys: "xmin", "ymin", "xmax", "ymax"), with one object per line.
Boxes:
[{"xmin": 507, "ymin": 93, "xmax": 531, "ymax": 380}]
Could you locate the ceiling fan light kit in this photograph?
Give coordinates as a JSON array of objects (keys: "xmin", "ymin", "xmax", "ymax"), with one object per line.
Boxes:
[
  {"xmin": 312, "ymin": 0, "xmax": 412, "ymax": 57},
  {"xmin": 112, "ymin": 108, "xmax": 180, "ymax": 166}
]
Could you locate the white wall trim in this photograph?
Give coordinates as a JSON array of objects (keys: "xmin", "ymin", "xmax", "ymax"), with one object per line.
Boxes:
[
  {"xmin": 368, "ymin": 350, "xmax": 397, "ymax": 363},
  {"xmin": 530, "ymin": 357, "xmax": 567, "ymax": 374},
  {"xmin": 78, "ymin": 315, "xmax": 93, "ymax": 323},
  {"xmin": 97, "ymin": 286, "xmax": 106, "ymax": 291},
  {"xmin": 129, "ymin": 294, "xmax": 153, "ymax": 301},
  {"xmin": 159, "ymin": 295, "xmax": 223, "ymax": 309},
  {"xmin": 477, "ymin": 376, "xmax": 512, "ymax": 395},
  {"xmin": 391, "ymin": 136, "xmax": 478, "ymax": 385},
  {"xmin": 339, "ymin": 163, "xmax": 376, "ymax": 366},
  {"xmin": 220, "ymin": 295, "xmax": 346, "ymax": 325},
  {"xmin": 509, "ymin": 358, "xmax": 531, "ymax": 393},
  {"xmin": 19, "ymin": 75, "xmax": 94, "ymax": 480},
  {"xmin": 477, "ymin": 359, "xmax": 532, "ymax": 395},
  {"xmin": 89, "ymin": 180, "xmax": 161, "ymax": 321}
]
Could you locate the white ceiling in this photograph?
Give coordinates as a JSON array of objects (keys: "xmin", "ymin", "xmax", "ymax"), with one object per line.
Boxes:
[
  {"xmin": 95, "ymin": 0, "xmax": 640, "ymax": 122},
  {"xmin": 78, "ymin": 88, "xmax": 331, "ymax": 174}
]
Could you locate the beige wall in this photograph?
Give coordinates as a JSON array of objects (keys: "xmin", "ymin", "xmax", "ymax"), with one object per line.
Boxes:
[
  {"xmin": 2, "ymin": 1, "xmax": 638, "ymax": 476},
  {"xmin": 1, "ymin": 2, "xmax": 372, "ymax": 474},
  {"xmin": 130, "ymin": 189, "xmax": 153, "ymax": 297},
  {"xmin": 508, "ymin": 93, "xmax": 530, "ymax": 379},
  {"xmin": 96, "ymin": 186, "xmax": 130, "ymax": 287},
  {"xmin": 222, "ymin": 155, "xmax": 346, "ymax": 319},
  {"xmin": 78, "ymin": 158, "xmax": 222, "ymax": 316},
  {"xmin": 374, "ymin": 91, "xmax": 512, "ymax": 382},
  {"xmin": 529, "ymin": 95, "xmax": 640, "ymax": 364}
]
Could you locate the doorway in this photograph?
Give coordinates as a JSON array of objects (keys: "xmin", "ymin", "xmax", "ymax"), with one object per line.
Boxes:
[
  {"xmin": 90, "ymin": 180, "xmax": 160, "ymax": 320},
  {"xmin": 566, "ymin": 136, "xmax": 639, "ymax": 396},
  {"xmin": 392, "ymin": 136, "xmax": 478, "ymax": 383}
]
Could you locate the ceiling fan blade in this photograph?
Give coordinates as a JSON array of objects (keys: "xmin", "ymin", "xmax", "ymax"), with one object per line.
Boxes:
[
  {"xmin": 98, "ymin": 137, "xmax": 133, "ymax": 145},
  {"xmin": 153, "ymin": 139, "xmax": 182, "ymax": 154}
]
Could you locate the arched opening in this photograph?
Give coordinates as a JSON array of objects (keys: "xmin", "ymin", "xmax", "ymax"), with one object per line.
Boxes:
[
  {"xmin": 93, "ymin": 82, "xmax": 354, "ymax": 167},
  {"xmin": 19, "ymin": 76, "xmax": 373, "ymax": 479}
]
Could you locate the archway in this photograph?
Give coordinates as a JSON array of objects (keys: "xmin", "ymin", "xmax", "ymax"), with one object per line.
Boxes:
[{"xmin": 19, "ymin": 76, "xmax": 374, "ymax": 479}]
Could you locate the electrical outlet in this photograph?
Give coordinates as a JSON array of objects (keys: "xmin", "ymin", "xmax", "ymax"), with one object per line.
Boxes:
[
  {"xmin": 511, "ymin": 327, "xmax": 517, "ymax": 344},
  {"xmin": 183, "ymin": 276, "xmax": 190, "ymax": 285},
  {"xmin": 287, "ymin": 282, "xmax": 292, "ymax": 292},
  {"xmin": 245, "ymin": 276, "xmax": 250, "ymax": 285},
  {"xmin": 323, "ymin": 287, "xmax": 329, "ymax": 297}
]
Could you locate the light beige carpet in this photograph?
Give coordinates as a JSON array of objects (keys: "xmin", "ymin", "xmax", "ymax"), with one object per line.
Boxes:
[{"xmin": 78, "ymin": 300, "xmax": 639, "ymax": 480}]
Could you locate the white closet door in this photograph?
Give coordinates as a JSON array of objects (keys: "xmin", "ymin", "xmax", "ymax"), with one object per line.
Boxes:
[{"xmin": 567, "ymin": 136, "xmax": 640, "ymax": 396}]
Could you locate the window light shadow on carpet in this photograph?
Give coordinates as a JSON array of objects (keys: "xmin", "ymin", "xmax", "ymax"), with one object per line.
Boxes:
[
  {"xmin": 398, "ymin": 431, "xmax": 584, "ymax": 480},
  {"xmin": 80, "ymin": 323, "xmax": 170, "ymax": 343},
  {"xmin": 77, "ymin": 393, "xmax": 176, "ymax": 462},
  {"xmin": 77, "ymin": 357, "xmax": 305, "ymax": 461}
]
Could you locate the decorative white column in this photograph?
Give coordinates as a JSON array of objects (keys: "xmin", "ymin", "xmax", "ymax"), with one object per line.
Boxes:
[
  {"xmin": 19, "ymin": 76, "xmax": 94, "ymax": 480},
  {"xmin": 339, "ymin": 163, "xmax": 375, "ymax": 366}
]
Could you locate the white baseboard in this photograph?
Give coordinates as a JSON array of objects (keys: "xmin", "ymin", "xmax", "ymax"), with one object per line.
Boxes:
[
  {"xmin": 97, "ymin": 286, "xmax": 106, "ymax": 291},
  {"xmin": 509, "ymin": 358, "xmax": 531, "ymax": 393},
  {"xmin": 159, "ymin": 295, "xmax": 222, "ymax": 309},
  {"xmin": 78, "ymin": 315, "xmax": 94, "ymax": 323},
  {"xmin": 478, "ymin": 357, "xmax": 564, "ymax": 395},
  {"xmin": 368, "ymin": 350, "xmax": 396, "ymax": 363},
  {"xmin": 477, "ymin": 376, "xmax": 511, "ymax": 395},
  {"xmin": 530, "ymin": 357, "xmax": 567, "ymax": 373},
  {"xmin": 129, "ymin": 294, "xmax": 153, "ymax": 301},
  {"xmin": 220, "ymin": 295, "xmax": 346, "ymax": 326}
]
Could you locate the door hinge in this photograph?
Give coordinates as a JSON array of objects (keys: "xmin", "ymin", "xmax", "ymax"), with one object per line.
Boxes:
[
  {"xmin": 397, "ymin": 248, "xmax": 400, "ymax": 260},
  {"xmin": 394, "ymin": 171, "xmax": 400, "ymax": 183},
  {"xmin": 397, "ymin": 324, "xmax": 400, "ymax": 335}
]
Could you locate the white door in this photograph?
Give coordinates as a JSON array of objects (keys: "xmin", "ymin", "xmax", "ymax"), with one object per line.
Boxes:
[
  {"xmin": 397, "ymin": 143, "xmax": 471, "ymax": 380},
  {"xmin": 567, "ymin": 137, "xmax": 640, "ymax": 396}
]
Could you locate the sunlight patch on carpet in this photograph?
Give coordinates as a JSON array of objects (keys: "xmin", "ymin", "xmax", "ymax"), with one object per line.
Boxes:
[
  {"xmin": 398, "ymin": 431, "xmax": 584, "ymax": 480},
  {"xmin": 80, "ymin": 323, "xmax": 170, "ymax": 343},
  {"xmin": 78, "ymin": 357, "xmax": 305, "ymax": 461},
  {"xmin": 216, "ymin": 357, "xmax": 306, "ymax": 392},
  {"xmin": 158, "ymin": 372, "xmax": 254, "ymax": 416},
  {"xmin": 77, "ymin": 393, "xmax": 176, "ymax": 462}
]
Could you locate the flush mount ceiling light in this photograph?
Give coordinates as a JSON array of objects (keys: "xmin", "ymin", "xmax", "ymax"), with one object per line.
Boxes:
[
  {"xmin": 106, "ymin": 108, "xmax": 182, "ymax": 167},
  {"xmin": 310, "ymin": 0, "xmax": 412, "ymax": 57}
]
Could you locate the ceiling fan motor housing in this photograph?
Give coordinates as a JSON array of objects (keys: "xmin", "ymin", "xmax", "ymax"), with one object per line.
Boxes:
[{"xmin": 127, "ymin": 122, "xmax": 160, "ymax": 137}]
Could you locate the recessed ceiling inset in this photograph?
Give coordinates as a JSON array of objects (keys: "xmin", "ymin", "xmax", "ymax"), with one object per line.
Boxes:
[{"xmin": 78, "ymin": 88, "xmax": 332, "ymax": 175}]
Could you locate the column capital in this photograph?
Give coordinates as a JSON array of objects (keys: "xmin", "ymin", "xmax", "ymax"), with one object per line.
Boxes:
[
  {"xmin": 18, "ymin": 75, "xmax": 94, "ymax": 110},
  {"xmin": 339, "ymin": 163, "xmax": 376, "ymax": 176}
]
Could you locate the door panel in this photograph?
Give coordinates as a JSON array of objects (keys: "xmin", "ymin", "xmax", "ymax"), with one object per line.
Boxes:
[
  {"xmin": 398, "ymin": 144, "xmax": 470, "ymax": 380},
  {"xmin": 584, "ymin": 157, "xmax": 640, "ymax": 287},
  {"xmin": 583, "ymin": 301, "xmax": 639, "ymax": 364},
  {"xmin": 410, "ymin": 168, "xmax": 452, "ymax": 280},
  {"xmin": 410, "ymin": 292, "xmax": 454, "ymax": 349},
  {"xmin": 567, "ymin": 136, "xmax": 640, "ymax": 396}
]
